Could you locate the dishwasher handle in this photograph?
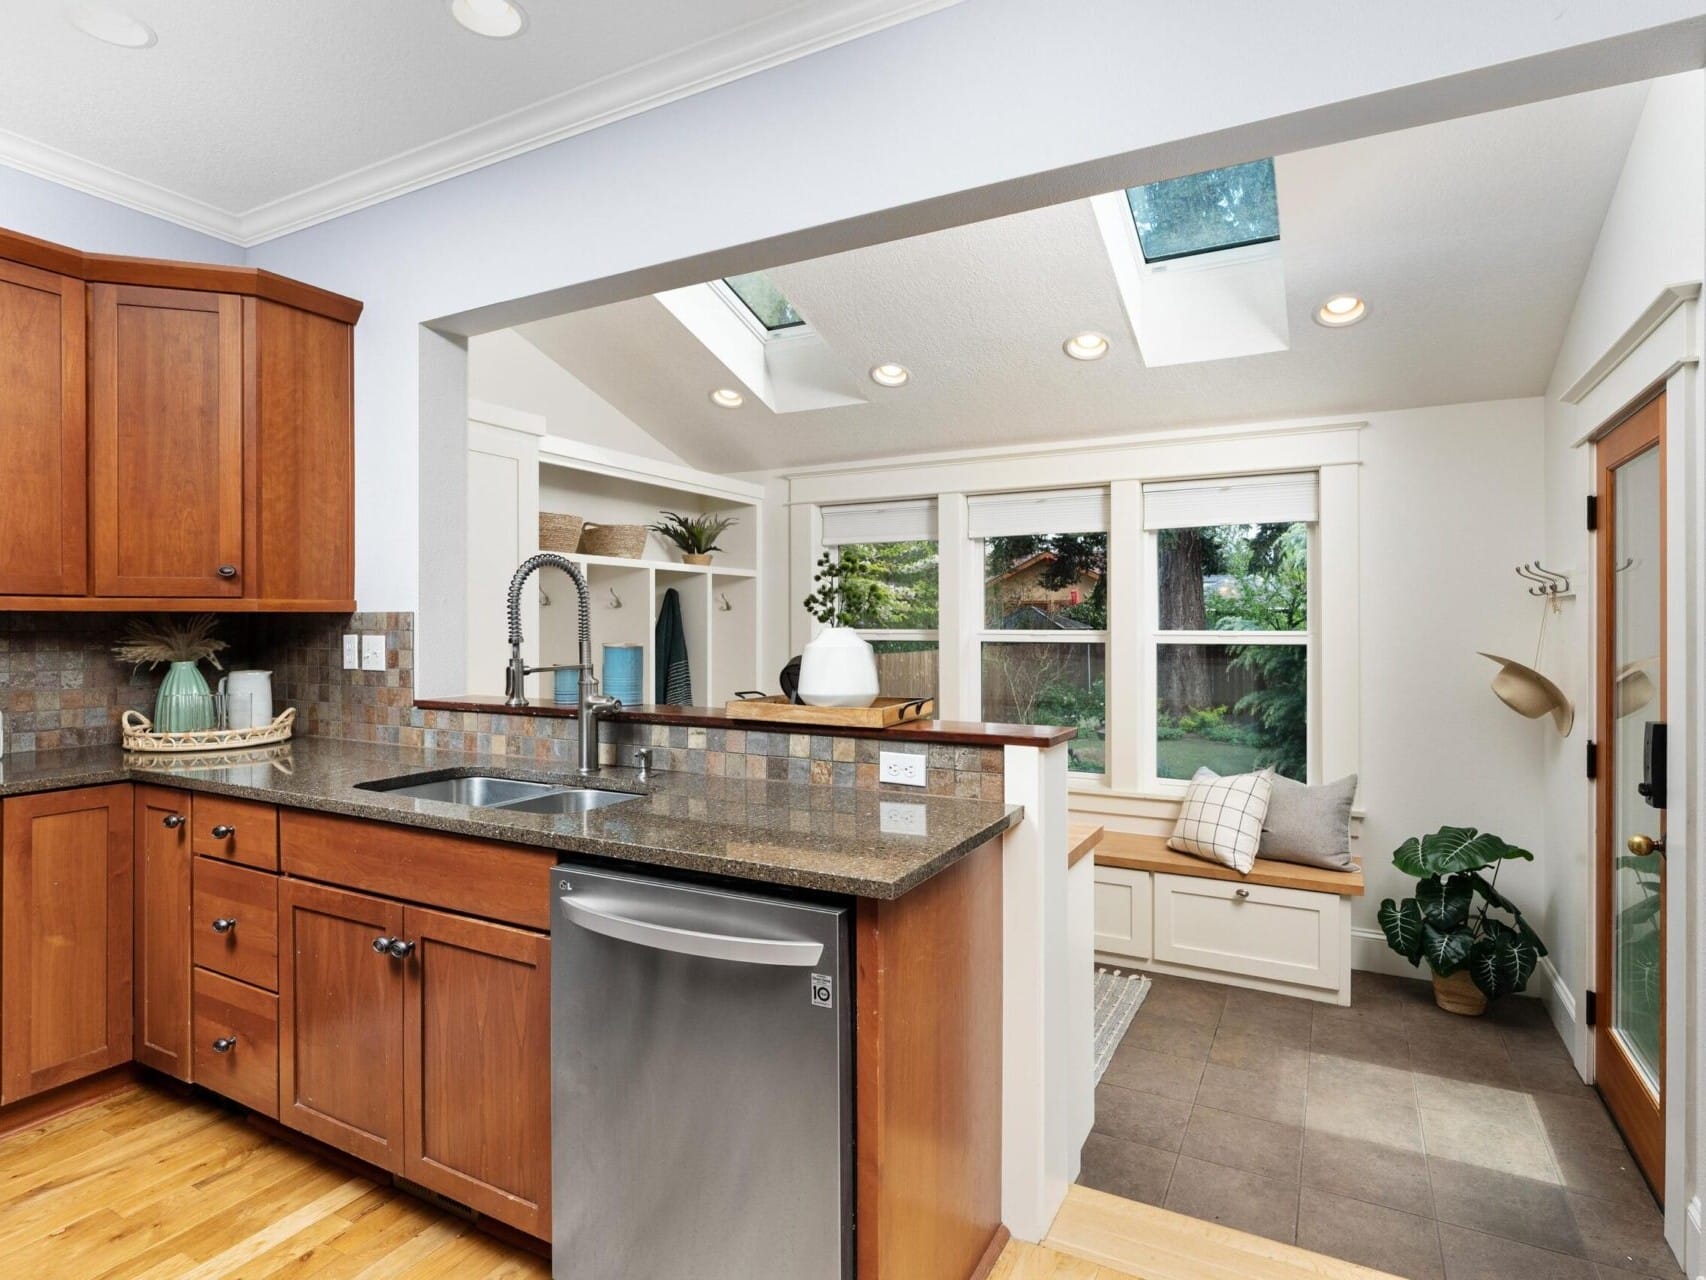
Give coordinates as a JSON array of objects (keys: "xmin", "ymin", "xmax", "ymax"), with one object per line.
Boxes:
[{"xmin": 559, "ymin": 894, "xmax": 825, "ymax": 967}]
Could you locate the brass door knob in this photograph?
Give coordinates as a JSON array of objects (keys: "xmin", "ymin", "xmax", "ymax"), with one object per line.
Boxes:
[{"xmin": 1628, "ymin": 833, "xmax": 1665, "ymax": 857}]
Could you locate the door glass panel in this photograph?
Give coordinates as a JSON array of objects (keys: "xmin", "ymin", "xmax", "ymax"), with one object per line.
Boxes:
[{"xmin": 1611, "ymin": 444, "xmax": 1662, "ymax": 1090}]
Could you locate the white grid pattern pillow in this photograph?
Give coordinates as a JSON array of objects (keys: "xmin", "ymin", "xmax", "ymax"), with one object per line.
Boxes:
[{"xmin": 1168, "ymin": 767, "xmax": 1275, "ymax": 874}]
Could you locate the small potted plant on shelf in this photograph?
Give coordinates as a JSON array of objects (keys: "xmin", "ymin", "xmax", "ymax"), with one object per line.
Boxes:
[
  {"xmin": 797, "ymin": 549, "xmax": 886, "ymax": 708},
  {"xmin": 1377, "ymin": 825, "xmax": 1547, "ymax": 1015},
  {"xmin": 113, "ymin": 614, "xmax": 228, "ymax": 733},
  {"xmin": 649, "ymin": 511, "xmax": 737, "ymax": 566}
]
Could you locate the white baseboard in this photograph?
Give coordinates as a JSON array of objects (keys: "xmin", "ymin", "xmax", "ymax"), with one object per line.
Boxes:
[
  {"xmin": 1686, "ymin": 1197, "xmax": 1702, "ymax": 1280},
  {"xmin": 1351, "ymin": 926, "xmax": 1557, "ymax": 1005}
]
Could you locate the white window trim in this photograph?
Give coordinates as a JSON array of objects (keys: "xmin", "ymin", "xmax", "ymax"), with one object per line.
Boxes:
[{"xmin": 788, "ymin": 421, "xmax": 1363, "ymax": 806}]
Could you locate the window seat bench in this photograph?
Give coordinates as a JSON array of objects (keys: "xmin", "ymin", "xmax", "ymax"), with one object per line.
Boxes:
[{"xmin": 1078, "ymin": 827, "xmax": 1362, "ymax": 1006}]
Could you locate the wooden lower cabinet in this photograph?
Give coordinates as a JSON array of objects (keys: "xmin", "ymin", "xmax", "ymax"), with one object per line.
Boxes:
[
  {"xmin": 402, "ymin": 905, "xmax": 551, "ymax": 1238},
  {"xmin": 279, "ymin": 878, "xmax": 405, "ymax": 1170},
  {"xmin": 134, "ymin": 785, "xmax": 193, "ymax": 1080},
  {"xmin": 0, "ymin": 785, "xmax": 134, "ymax": 1103},
  {"xmin": 278, "ymin": 878, "xmax": 552, "ymax": 1238}
]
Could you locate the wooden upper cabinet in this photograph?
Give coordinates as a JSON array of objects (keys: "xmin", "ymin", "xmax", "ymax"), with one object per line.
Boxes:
[
  {"xmin": 245, "ymin": 298, "xmax": 354, "ymax": 604},
  {"xmin": 1, "ymin": 785, "xmax": 135, "ymax": 1104},
  {"xmin": 0, "ymin": 225, "xmax": 360, "ymax": 611},
  {"xmin": 89, "ymin": 284, "xmax": 245, "ymax": 598},
  {"xmin": 0, "ymin": 258, "xmax": 85, "ymax": 595}
]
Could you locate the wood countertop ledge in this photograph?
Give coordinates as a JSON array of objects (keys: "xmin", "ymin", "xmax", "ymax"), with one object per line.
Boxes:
[{"xmin": 415, "ymin": 695, "xmax": 1078, "ymax": 749}]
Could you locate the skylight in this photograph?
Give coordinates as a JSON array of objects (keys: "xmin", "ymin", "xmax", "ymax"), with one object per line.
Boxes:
[
  {"xmin": 722, "ymin": 271, "xmax": 805, "ymax": 331},
  {"xmin": 1125, "ymin": 159, "xmax": 1280, "ymax": 263}
]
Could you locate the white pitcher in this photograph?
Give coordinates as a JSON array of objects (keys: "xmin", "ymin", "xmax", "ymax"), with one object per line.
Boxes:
[{"xmin": 219, "ymin": 670, "xmax": 274, "ymax": 730}]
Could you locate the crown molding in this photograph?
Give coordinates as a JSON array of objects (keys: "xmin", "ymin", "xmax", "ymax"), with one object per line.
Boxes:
[{"xmin": 0, "ymin": 0, "xmax": 962, "ymax": 249}]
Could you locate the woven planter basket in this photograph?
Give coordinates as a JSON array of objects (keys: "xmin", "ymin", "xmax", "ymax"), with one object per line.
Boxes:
[
  {"xmin": 1431, "ymin": 969, "xmax": 1487, "ymax": 1016},
  {"xmin": 538, "ymin": 513, "xmax": 586, "ymax": 553},
  {"xmin": 579, "ymin": 522, "xmax": 648, "ymax": 559}
]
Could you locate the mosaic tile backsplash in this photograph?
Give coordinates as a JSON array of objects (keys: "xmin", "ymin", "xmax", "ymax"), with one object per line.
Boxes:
[{"xmin": 0, "ymin": 612, "xmax": 1003, "ymax": 792}]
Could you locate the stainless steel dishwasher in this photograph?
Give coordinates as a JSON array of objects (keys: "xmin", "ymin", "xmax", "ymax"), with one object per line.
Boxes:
[{"xmin": 550, "ymin": 864, "xmax": 852, "ymax": 1279}]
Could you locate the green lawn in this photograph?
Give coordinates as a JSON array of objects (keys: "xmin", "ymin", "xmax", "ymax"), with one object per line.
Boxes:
[
  {"xmin": 1157, "ymin": 735, "xmax": 1263, "ymax": 779},
  {"xmin": 1068, "ymin": 730, "xmax": 1106, "ymax": 776}
]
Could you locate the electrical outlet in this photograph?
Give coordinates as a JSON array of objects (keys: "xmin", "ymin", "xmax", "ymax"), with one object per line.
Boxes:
[
  {"xmin": 879, "ymin": 800, "xmax": 928, "ymax": 836},
  {"xmin": 342, "ymin": 635, "xmax": 360, "ymax": 670},
  {"xmin": 360, "ymin": 634, "xmax": 387, "ymax": 671},
  {"xmin": 879, "ymin": 750, "xmax": 927, "ymax": 787}
]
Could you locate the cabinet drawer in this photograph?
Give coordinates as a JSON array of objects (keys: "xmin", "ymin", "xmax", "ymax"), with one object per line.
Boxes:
[
  {"xmin": 193, "ymin": 858, "xmax": 279, "ymax": 991},
  {"xmin": 192, "ymin": 795, "xmax": 279, "ymax": 870},
  {"xmin": 193, "ymin": 968, "xmax": 279, "ymax": 1119},
  {"xmin": 1153, "ymin": 873, "xmax": 1340, "ymax": 990},
  {"xmin": 281, "ymin": 810, "xmax": 555, "ymax": 930},
  {"xmin": 1093, "ymin": 866, "xmax": 1152, "ymax": 962}
]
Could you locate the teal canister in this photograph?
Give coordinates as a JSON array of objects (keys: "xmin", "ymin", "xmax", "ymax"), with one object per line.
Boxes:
[
  {"xmin": 602, "ymin": 644, "xmax": 644, "ymax": 706},
  {"xmin": 156, "ymin": 660, "xmax": 214, "ymax": 732}
]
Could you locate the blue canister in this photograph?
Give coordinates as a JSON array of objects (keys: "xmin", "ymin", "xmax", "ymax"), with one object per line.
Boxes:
[
  {"xmin": 553, "ymin": 667, "xmax": 581, "ymax": 704},
  {"xmin": 602, "ymin": 643, "xmax": 644, "ymax": 706}
]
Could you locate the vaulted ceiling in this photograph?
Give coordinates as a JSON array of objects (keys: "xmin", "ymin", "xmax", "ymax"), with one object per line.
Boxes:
[
  {"xmin": 515, "ymin": 82, "xmax": 1649, "ymax": 472},
  {"xmin": 0, "ymin": 0, "xmax": 959, "ymax": 243}
]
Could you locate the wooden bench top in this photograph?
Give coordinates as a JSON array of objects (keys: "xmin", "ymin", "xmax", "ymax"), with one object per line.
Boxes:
[
  {"xmin": 1092, "ymin": 830, "xmax": 1364, "ymax": 897},
  {"xmin": 1067, "ymin": 823, "xmax": 1104, "ymax": 869}
]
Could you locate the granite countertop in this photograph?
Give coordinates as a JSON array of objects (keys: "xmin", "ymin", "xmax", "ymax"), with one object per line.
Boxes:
[{"xmin": 0, "ymin": 737, "xmax": 1022, "ymax": 900}]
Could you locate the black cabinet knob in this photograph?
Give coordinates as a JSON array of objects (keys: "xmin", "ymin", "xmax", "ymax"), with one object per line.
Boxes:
[
  {"xmin": 211, "ymin": 1035, "xmax": 237, "ymax": 1054},
  {"xmin": 372, "ymin": 936, "xmax": 395, "ymax": 954},
  {"xmin": 216, "ymin": 565, "xmax": 238, "ymax": 579},
  {"xmin": 211, "ymin": 917, "xmax": 238, "ymax": 935},
  {"xmin": 387, "ymin": 938, "xmax": 417, "ymax": 960},
  {"xmin": 162, "ymin": 814, "xmax": 186, "ymax": 829},
  {"xmin": 211, "ymin": 824, "xmax": 236, "ymax": 839}
]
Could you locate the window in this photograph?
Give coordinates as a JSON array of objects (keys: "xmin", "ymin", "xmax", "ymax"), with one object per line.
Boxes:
[
  {"xmin": 972, "ymin": 489, "xmax": 1109, "ymax": 775},
  {"xmin": 821, "ymin": 500, "xmax": 938, "ymax": 701},
  {"xmin": 722, "ymin": 271, "xmax": 804, "ymax": 331},
  {"xmin": 1145, "ymin": 473, "xmax": 1316, "ymax": 785},
  {"xmin": 1125, "ymin": 159, "xmax": 1280, "ymax": 263}
]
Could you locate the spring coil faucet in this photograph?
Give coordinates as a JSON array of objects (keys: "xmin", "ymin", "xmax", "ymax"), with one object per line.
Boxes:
[{"xmin": 505, "ymin": 553, "xmax": 620, "ymax": 776}]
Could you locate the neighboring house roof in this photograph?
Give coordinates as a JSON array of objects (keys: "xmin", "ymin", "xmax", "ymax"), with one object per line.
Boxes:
[
  {"xmin": 998, "ymin": 605, "xmax": 1097, "ymax": 631},
  {"xmin": 988, "ymin": 550, "xmax": 1104, "ymax": 585}
]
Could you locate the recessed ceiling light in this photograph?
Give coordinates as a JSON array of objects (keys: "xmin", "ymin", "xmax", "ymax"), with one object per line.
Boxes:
[
  {"xmin": 709, "ymin": 388, "xmax": 744, "ymax": 409},
  {"xmin": 68, "ymin": 4, "xmax": 156, "ymax": 48},
  {"xmin": 1314, "ymin": 294, "xmax": 1367, "ymax": 327},
  {"xmin": 869, "ymin": 363, "xmax": 910, "ymax": 388},
  {"xmin": 1063, "ymin": 332, "xmax": 1110, "ymax": 361},
  {"xmin": 451, "ymin": 0, "xmax": 527, "ymax": 38}
]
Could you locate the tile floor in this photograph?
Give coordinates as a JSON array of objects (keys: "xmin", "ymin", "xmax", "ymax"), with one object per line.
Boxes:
[{"xmin": 1080, "ymin": 970, "xmax": 1680, "ymax": 1280}]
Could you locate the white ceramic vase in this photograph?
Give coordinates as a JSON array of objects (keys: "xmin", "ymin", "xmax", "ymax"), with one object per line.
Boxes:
[{"xmin": 797, "ymin": 627, "xmax": 879, "ymax": 708}]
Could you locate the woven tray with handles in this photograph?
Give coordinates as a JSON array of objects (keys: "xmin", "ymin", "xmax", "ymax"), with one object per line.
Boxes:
[{"xmin": 122, "ymin": 707, "xmax": 296, "ymax": 753}]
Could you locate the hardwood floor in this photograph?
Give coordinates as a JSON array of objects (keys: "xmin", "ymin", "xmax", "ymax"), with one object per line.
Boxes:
[{"xmin": 3, "ymin": 1083, "xmax": 1395, "ymax": 1278}]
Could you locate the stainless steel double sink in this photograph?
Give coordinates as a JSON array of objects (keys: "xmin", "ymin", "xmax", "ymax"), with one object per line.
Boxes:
[{"xmin": 356, "ymin": 772, "xmax": 641, "ymax": 816}]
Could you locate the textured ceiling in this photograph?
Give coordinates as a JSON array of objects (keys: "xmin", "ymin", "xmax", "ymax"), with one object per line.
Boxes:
[
  {"xmin": 516, "ymin": 82, "xmax": 1649, "ymax": 473},
  {"xmin": 0, "ymin": 0, "xmax": 956, "ymax": 240}
]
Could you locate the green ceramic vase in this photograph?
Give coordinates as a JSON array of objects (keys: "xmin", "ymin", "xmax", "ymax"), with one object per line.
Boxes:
[{"xmin": 156, "ymin": 660, "xmax": 214, "ymax": 733}]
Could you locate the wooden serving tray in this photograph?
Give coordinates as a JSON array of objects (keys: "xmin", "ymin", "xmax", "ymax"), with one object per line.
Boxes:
[{"xmin": 724, "ymin": 695, "xmax": 934, "ymax": 729}]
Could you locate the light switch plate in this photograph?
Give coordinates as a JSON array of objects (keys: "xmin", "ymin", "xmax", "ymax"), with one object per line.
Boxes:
[
  {"xmin": 360, "ymin": 634, "xmax": 386, "ymax": 671},
  {"xmin": 878, "ymin": 750, "xmax": 927, "ymax": 787},
  {"xmin": 342, "ymin": 635, "xmax": 360, "ymax": 670},
  {"xmin": 879, "ymin": 800, "xmax": 927, "ymax": 836}
]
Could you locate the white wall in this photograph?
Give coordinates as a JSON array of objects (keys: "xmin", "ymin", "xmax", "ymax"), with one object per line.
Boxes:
[
  {"xmin": 468, "ymin": 330, "xmax": 686, "ymax": 465},
  {"xmin": 1540, "ymin": 71, "xmax": 1706, "ymax": 1009},
  {"xmin": 0, "ymin": 162, "xmax": 242, "ymax": 263},
  {"xmin": 1355, "ymin": 399, "xmax": 1550, "ymax": 953}
]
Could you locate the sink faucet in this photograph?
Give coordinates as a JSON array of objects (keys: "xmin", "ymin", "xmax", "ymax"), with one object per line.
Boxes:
[{"xmin": 505, "ymin": 553, "xmax": 621, "ymax": 777}]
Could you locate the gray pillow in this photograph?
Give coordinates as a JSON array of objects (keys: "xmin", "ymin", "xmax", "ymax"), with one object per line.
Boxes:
[{"xmin": 1259, "ymin": 772, "xmax": 1358, "ymax": 870}]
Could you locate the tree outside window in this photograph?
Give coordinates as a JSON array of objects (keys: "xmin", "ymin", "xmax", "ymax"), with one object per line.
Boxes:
[
  {"xmin": 833, "ymin": 540, "xmax": 939, "ymax": 700},
  {"xmin": 1155, "ymin": 521, "xmax": 1307, "ymax": 780}
]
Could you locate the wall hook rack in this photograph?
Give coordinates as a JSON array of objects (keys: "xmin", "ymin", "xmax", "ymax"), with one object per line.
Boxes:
[{"xmin": 1516, "ymin": 562, "xmax": 1573, "ymax": 600}]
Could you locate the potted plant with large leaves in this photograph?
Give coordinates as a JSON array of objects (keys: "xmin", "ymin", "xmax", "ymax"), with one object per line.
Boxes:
[{"xmin": 1377, "ymin": 826, "xmax": 1547, "ymax": 1015}]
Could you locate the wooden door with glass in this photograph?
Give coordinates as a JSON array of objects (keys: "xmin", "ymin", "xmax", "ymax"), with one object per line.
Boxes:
[{"xmin": 1594, "ymin": 391, "xmax": 1666, "ymax": 1199}]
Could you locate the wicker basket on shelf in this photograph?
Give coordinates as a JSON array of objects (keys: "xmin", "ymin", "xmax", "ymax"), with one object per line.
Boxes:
[
  {"xmin": 579, "ymin": 522, "xmax": 648, "ymax": 559},
  {"xmin": 539, "ymin": 513, "xmax": 586, "ymax": 553}
]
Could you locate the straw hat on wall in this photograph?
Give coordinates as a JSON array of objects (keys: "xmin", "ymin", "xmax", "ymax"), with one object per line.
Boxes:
[{"xmin": 1479, "ymin": 652, "xmax": 1574, "ymax": 736}]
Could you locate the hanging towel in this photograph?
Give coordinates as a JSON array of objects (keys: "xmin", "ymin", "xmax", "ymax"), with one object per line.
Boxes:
[{"xmin": 655, "ymin": 588, "xmax": 693, "ymax": 706}]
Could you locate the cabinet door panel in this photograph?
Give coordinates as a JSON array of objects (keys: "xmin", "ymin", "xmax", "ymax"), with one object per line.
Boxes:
[
  {"xmin": 89, "ymin": 284, "xmax": 243, "ymax": 597},
  {"xmin": 134, "ymin": 785, "xmax": 193, "ymax": 1080},
  {"xmin": 402, "ymin": 905, "xmax": 550, "ymax": 1238},
  {"xmin": 1, "ymin": 785, "xmax": 133, "ymax": 1102},
  {"xmin": 0, "ymin": 259, "xmax": 85, "ymax": 595},
  {"xmin": 279, "ymin": 878, "xmax": 404, "ymax": 1169}
]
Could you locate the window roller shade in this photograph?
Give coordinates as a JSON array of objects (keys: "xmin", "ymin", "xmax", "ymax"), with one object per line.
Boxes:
[
  {"xmin": 1143, "ymin": 472, "xmax": 1318, "ymax": 530},
  {"xmin": 820, "ymin": 499, "xmax": 938, "ymax": 545},
  {"xmin": 967, "ymin": 488, "xmax": 1110, "ymax": 539}
]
